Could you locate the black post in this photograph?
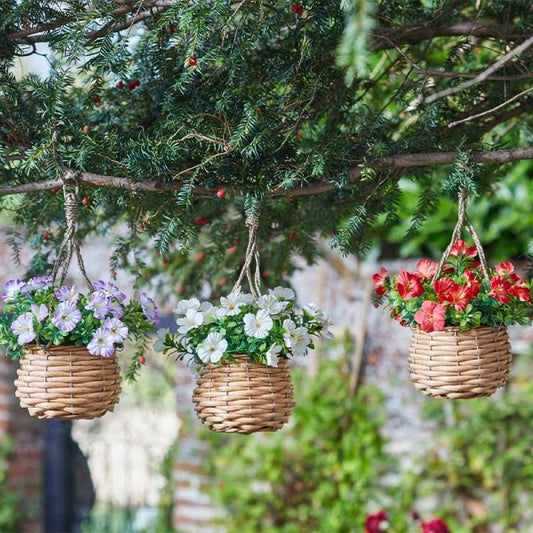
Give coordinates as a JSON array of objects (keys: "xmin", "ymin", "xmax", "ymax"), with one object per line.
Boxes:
[{"xmin": 43, "ymin": 420, "xmax": 74, "ymax": 533}]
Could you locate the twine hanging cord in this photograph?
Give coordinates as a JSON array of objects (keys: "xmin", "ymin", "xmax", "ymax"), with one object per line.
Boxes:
[
  {"xmin": 232, "ymin": 213, "xmax": 262, "ymax": 300},
  {"xmin": 51, "ymin": 173, "xmax": 94, "ymax": 290},
  {"xmin": 432, "ymin": 186, "xmax": 490, "ymax": 283}
]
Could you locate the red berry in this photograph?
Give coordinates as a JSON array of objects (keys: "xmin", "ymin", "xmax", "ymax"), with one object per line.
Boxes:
[
  {"xmin": 92, "ymin": 95, "xmax": 101, "ymax": 104},
  {"xmin": 296, "ymin": 130, "xmax": 302, "ymax": 138},
  {"xmin": 163, "ymin": 258, "xmax": 169, "ymax": 266},
  {"xmin": 290, "ymin": 4, "xmax": 304, "ymax": 15},
  {"xmin": 51, "ymin": 187, "xmax": 60, "ymax": 195},
  {"xmin": 82, "ymin": 125, "xmax": 90, "ymax": 134},
  {"xmin": 128, "ymin": 80, "xmax": 140, "ymax": 90},
  {"xmin": 223, "ymin": 144, "xmax": 231, "ymax": 153},
  {"xmin": 195, "ymin": 251, "xmax": 205, "ymax": 261},
  {"xmin": 167, "ymin": 26, "xmax": 175, "ymax": 35},
  {"xmin": 111, "ymin": 271, "xmax": 117, "ymax": 280},
  {"xmin": 117, "ymin": 81, "xmax": 125, "ymax": 90},
  {"xmin": 139, "ymin": 356, "xmax": 146, "ymax": 364},
  {"xmin": 289, "ymin": 232, "xmax": 297, "ymax": 241},
  {"xmin": 219, "ymin": 277, "xmax": 227, "ymax": 286},
  {"xmin": 188, "ymin": 56, "xmax": 197, "ymax": 67},
  {"xmin": 257, "ymin": 107, "xmax": 263, "ymax": 115},
  {"xmin": 228, "ymin": 246, "xmax": 238, "ymax": 253},
  {"xmin": 262, "ymin": 270, "xmax": 270, "ymax": 278},
  {"xmin": 194, "ymin": 216, "xmax": 208, "ymax": 226},
  {"xmin": 216, "ymin": 188, "xmax": 226, "ymax": 198},
  {"xmin": 43, "ymin": 231, "xmax": 50, "ymax": 240},
  {"xmin": 82, "ymin": 197, "xmax": 90, "ymax": 206},
  {"xmin": 410, "ymin": 510, "xmax": 421, "ymax": 521},
  {"xmin": 177, "ymin": 284, "xmax": 185, "ymax": 294}
]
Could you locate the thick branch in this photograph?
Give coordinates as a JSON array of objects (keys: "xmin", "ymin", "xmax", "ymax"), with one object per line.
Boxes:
[
  {"xmin": 374, "ymin": 21, "xmax": 530, "ymax": 51},
  {"xmin": 1, "ymin": 148, "xmax": 532, "ymax": 199}
]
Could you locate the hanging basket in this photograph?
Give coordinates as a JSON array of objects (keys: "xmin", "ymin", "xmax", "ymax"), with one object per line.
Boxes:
[
  {"xmin": 193, "ymin": 355, "xmax": 295, "ymax": 434},
  {"xmin": 14, "ymin": 345, "xmax": 121, "ymax": 420},
  {"xmin": 408, "ymin": 326, "xmax": 512, "ymax": 399}
]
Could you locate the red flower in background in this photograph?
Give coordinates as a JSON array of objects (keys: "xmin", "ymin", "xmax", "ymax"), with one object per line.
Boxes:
[
  {"xmin": 365, "ymin": 510, "xmax": 388, "ymax": 533},
  {"xmin": 495, "ymin": 261, "xmax": 515, "ymax": 276},
  {"xmin": 414, "ymin": 301, "xmax": 446, "ymax": 332},
  {"xmin": 421, "ymin": 518, "xmax": 451, "ymax": 533},
  {"xmin": 417, "ymin": 259, "xmax": 439, "ymax": 279},
  {"xmin": 373, "ymin": 267, "xmax": 388, "ymax": 296},
  {"xmin": 490, "ymin": 276, "xmax": 512, "ymax": 303},
  {"xmin": 397, "ymin": 271, "xmax": 424, "ymax": 299},
  {"xmin": 392, "ymin": 310, "xmax": 408, "ymax": 327},
  {"xmin": 508, "ymin": 283, "xmax": 531, "ymax": 302},
  {"xmin": 450, "ymin": 239, "xmax": 477, "ymax": 258}
]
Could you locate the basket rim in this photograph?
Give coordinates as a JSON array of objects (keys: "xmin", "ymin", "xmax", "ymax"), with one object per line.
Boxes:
[
  {"xmin": 22, "ymin": 343, "xmax": 115, "ymax": 358},
  {"xmin": 411, "ymin": 325, "xmax": 507, "ymax": 334},
  {"xmin": 201, "ymin": 353, "xmax": 289, "ymax": 368}
]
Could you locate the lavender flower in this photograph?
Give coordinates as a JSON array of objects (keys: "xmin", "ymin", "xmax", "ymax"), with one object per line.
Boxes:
[
  {"xmin": 85, "ymin": 292, "xmax": 110, "ymax": 320},
  {"xmin": 93, "ymin": 281, "xmax": 126, "ymax": 302},
  {"xmin": 26, "ymin": 276, "xmax": 53, "ymax": 291},
  {"xmin": 11, "ymin": 313, "xmax": 36, "ymax": 344},
  {"xmin": 108, "ymin": 301, "xmax": 125, "ymax": 319},
  {"xmin": 87, "ymin": 327, "xmax": 115, "ymax": 357},
  {"xmin": 54, "ymin": 286, "xmax": 79, "ymax": 304},
  {"xmin": 52, "ymin": 300, "xmax": 82, "ymax": 332},
  {"xmin": 104, "ymin": 318, "xmax": 128, "ymax": 343},
  {"xmin": 140, "ymin": 292, "xmax": 159, "ymax": 326},
  {"xmin": 2, "ymin": 279, "xmax": 26, "ymax": 302},
  {"xmin": 31, "ymin": 303, "xmax": 49, "ymax": 322}
]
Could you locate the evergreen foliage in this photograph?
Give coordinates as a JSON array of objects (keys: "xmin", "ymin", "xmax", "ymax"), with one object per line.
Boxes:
[{"xmin": 0, "ymin": 1, "xmax": 532, "ymax": 293}]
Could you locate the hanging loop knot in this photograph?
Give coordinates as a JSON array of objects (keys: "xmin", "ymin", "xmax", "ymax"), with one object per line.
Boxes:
[
  {"xmin": 432, "ymin": 184, "xmax": 490, "ymax": 283},
  {"xmin": 232, "ymin": 210, "xmax": 263, "ymax": 300},
  {"xmin": 51, "ymin": 171, "xmax": 93, "ymax": 290}
]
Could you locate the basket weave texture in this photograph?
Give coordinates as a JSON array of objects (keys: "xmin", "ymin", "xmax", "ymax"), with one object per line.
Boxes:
[
  {"xmin": 408, "ymin": 326, "xmax": 511, "ymax": 399},
  {"xmin": 15, "ymin": 345, "xmax": 121, "ymax": 420},
  {"xmin": 193, "ymin": 355, "xmax": 294, "ymax": 434}
]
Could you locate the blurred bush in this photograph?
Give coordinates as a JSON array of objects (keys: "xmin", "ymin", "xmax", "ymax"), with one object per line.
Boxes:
[{"xmin": 0, "ymin": 438, "xmax": 20, "ymax": 531}]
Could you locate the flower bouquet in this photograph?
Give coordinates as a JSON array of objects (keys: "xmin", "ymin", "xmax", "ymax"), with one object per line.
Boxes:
[
  {"xmin": 162, "ymin": 286, "xmax": 329, "ymax": 433},
  {"xmin": 374, "ymin": 240, "xmax": 532, "ymax": 399},
  {"xmin": 0, "ymin": 276, "xmax": 159, "ymax": 419}
]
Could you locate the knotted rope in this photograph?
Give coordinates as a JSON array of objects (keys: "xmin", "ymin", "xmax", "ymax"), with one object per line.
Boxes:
[
  {"xmin": 433, "ymin": 186, "xmax": 490, "ymax": 282},
  {"xmin": 231, "ymin": 213, "xmax": 262, "ymax": 300},
  {"xmin": 51, "ymin": 173, "xmax": 93, "ymax": 289}
]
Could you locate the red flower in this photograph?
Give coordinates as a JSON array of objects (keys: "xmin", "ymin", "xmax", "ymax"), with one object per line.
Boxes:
[
  {"xmin": 421, "ymin": 518, "xmax": 450, "ymax": 533},
  {"xmin": 438, "ymin": 281, "xmax": 473, "ymax": 311},
  {"xmin": 508, "ymin": 283, "xmax": 531, "ymax": 302},
  {"xmin": 392, "ymin": 310, "xmax": 408, "ymax": 327},
  {"xmin": 490, "ymin": 276, "xmax": 512, "ymax": 303},
  {"xmin": 365, "ymin": 510, "xmax": 388, "ymax": 533},
  {"xmin": 463, "ymin": 269, "xmax": 481, "ymax": 298},
  {"xmin": 373, "ymin": 267, "xmax": 388, "ymax": 296},
  {"xmin": 417, "ymin": 259, "xmax": 439, "ymax": 279},
  {"xmin": 450, "ymin": 239, "xmax": 477, "ymax": 258},
  {"xmin": 433, "ymin": 277, "xmax": 456, "ymax": 302},
  {"xmin": 397, "ymin": 271, "xmax": 424, "ymax": 299},
  {"xmin": 414, "ymin": 301, "xmax": 446, "ymax": 332},
  {"xmin": 495, "ymin": 261, "xmax": 515, "ymax": 276}
]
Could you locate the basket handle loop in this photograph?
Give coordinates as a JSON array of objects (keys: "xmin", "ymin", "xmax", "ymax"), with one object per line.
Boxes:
[
  {"xmin": 231, "ymin": 200, "xmax": 262, "ymax": 300},
  {"xmin": 51, "ymin": 171, "xmax": 94, "ymax": 290},
  {"xmin": 432, "ymin": 185, "xmax": 490, "ymax": 283}
]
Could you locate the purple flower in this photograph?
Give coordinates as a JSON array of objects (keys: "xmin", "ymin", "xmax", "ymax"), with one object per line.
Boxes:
[
  {"xmin": 31, "ymin": 303, "xmax": 49, "ymax": 322},
  {"xmin": 140, "ymin": 292, "xmax": 159, "ymax": 326},
  {"xmin": 85, "ymin": 292, "xmax": 110, "ymax": 320},
  {"xmin": 87, "ymin": 327, "xmax": 115, "ymax": 357},
  {"xmin": 52, "ymin": 300, "xmax": 82, "ymax": 332},
  {"xmin": 26, "ymin": 276, "xmax": 53, "ymax": 291},
  {"xmin": 93, "ymin": 280, "xmax": 126, "ymax": 302},
  {"xmin": 104, "ymin": 318, "xmax": 128, "ymax": 343},
  {"xmin": 108, "ymin": 301, "xmax": 125, "ymax": 319},
  {"xmin": 11, "ymin": 313, "xmax": 36, "ymax": 345},
  {"xmin": 54, "ymin": 286, "xmax": 79, "ymax": 304},
  {"xmin": 2, "ymin": 279, "xmax": 26, "ymax": 302}
]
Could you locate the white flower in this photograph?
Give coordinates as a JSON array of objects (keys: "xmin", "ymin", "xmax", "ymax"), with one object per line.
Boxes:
[
  {"xmin": 175, "ymin": 298, "xmax": 201, "ymax": 316},
  {"xmin": 176, "ymin": 309, "xmax": 204, "ymax": 334},
  {"xmin": 269, "ymin": 286, "xmax": 295, "ymax": 301},
  {"xmin": 258, "ymin": 294, "xmax": 288, "ymax": 315},
  {"xmin": 199, "ymin": 302, "xmax": 217, "ymax": 324},
  {"xmin": 243, "ymin": 309, "xmax": 274, "ymax": 339},
  {"xmin": 303, "ymin": 302, "xmax": 324, "ymax": 322},
  {"xmin": 198, "ymin": 332, "xmax": 228, "ymax": 364},
  {"xmin": 220, "ymin": 289, "xmax": 249, "ymax": 316},
  {"xmin": 283, "ymin": 319, "xmax": 310, "ymax": 356},
  {"xmin": 265, "ymin": 344, "xmax": 282, "ymax": 367},
  {"xmin": 31, "ymin": 303, "xmax": 49, "ymax": 322},
  {"xmin": 153, "ymin": 328, "xmax": 169, "ymax": 352}
]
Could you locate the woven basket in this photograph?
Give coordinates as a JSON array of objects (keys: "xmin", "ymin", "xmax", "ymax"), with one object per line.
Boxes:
[
  {"xmin": 14, "ymin": 345, "xmax": 122, "ymax": 420},
  {"xmin": 408, "ymin": 326, "xmax": 511, "ymax": 399},
  {"xmin": 193, "ymin": 355, "xmax": 295, "ymax": 434}
]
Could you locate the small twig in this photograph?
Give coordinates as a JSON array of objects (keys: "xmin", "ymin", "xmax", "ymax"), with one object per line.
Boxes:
[
  {"xmin": 448, "ymin": 87, "xmax": 533, "ymax": 127},
  {"xmin": 425, "ymin": 34, "xmax": 533, "ymax": 104}
]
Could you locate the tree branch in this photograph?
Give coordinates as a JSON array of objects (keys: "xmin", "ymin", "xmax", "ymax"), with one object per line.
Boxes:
[
  {"xmin": 1, "ymin": 148, "xmax": 532, "ymax": 199},
  {"xmin": 374, "ymin": 21, "xmax": 530, "ymax": 51}
]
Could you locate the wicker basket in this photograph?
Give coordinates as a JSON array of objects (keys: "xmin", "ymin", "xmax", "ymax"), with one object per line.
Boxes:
[
  {"xmin": 408, "ymin": 326, "xmax": 511, "ymax": 399},
  {"xmin": 193, "ymin": 355, "xmax": 295, "ymax": 434},
  {"xmin": 14, "ymin": 345, "xmax": 122, "ymax": 420}
]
